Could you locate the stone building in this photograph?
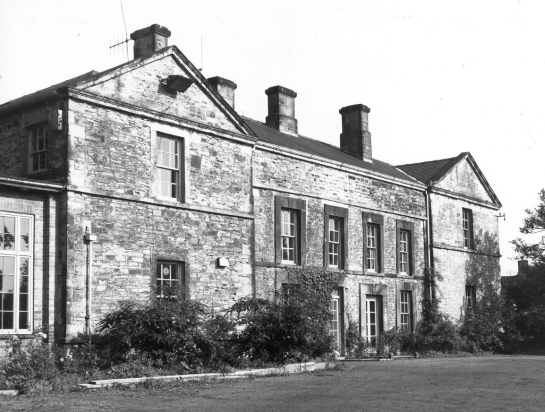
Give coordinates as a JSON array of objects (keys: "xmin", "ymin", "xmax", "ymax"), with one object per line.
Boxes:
[{"xmin": 0, "ymin": 24, "xmax": 501, "ymax": 354}]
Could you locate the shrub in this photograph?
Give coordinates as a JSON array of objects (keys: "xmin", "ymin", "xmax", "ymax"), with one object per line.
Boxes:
[
  {"xmin": 97, "ymin": 291, "xmax": 225, "ymax": 370},
  {"xmin": 228, "ymin": 288, "xmax": 335, "ymax": 363},
  {"xmin": 345, "ymin": 320, "xmax": 373, "ymax": 358}
]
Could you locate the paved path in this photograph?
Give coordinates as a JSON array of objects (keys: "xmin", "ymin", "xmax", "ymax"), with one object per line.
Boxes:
[{"xmin": 4, "ymin": 356, "xmax": 545, "ymax": 411}]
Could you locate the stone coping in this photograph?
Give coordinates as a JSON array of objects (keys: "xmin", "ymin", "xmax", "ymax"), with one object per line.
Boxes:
[{"xmin": 79, "ymin": 361, "xmax": 327, "ymax": 389}]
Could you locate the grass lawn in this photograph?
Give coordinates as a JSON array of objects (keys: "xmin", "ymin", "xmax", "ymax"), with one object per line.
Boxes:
[{"xmin": 2, "ymin": 355, "xmax": 545, "ymax": 411}]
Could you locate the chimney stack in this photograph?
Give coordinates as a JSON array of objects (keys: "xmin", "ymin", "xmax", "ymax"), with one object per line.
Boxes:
[
  {"xmin": 130, "ymin": 24, "xmax": 171, "ymax": 60},
  {"xmin": 265, "ymin": 86, "xmax": 298, "ymax": 136},
  {"xmin": 339, "ymin": 104, "xmax": 372, "ymax": 162},
  {"xmin": 208, "ymin": 77, "xmax": 237, "ymax": 109}
]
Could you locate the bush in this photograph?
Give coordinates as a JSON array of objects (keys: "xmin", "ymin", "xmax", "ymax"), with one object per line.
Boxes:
[
  {"xmin": 97, "ymin": 291, "xmax": 226, "ymax": 370},
  {"xmin": 345, "ymin": 320, "xmax": 374, "ymax": 358},
  {"xmin": 0, "ymin": 333, "xmax": 100, "ymax": 394},
  {"xmin": 228, "ymin": 288, "xmax": 335, "ymax": 363}
]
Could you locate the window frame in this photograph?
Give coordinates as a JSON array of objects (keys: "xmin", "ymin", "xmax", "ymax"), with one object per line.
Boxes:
[
  {"xmin": 396, "ymin": 282, "xmax": 417, "ymax": 332},
  {"xmin": 0, "ymin": 212, "xmax": 34, "ymax": 334},
  {"xmin": 324, "ymin": 205, "xmax": 348, "ymax": 269},
  {"xmin": 462, "ymin": 208, "xmax": 474, "ymax": 250},
  {"xmin": 275, "ymin": 196, "xmax": 306, "ymax": 265},
  {"xmin": 396, "ymin": 220, "xmax": 415, "ymax": 276},
  {"xmin": 155, "ymin": 132, "xmax": 185, "ymax": 202},
  {"xmin": 465, "ymin": 285, "xmax": 477, "ymax": 310},
  {"xmin": 155, "ymin": 260, "xmax": 185, "ymax": 298},
  {"xmin": 28, "ymin": 123, "xmax": 48, "ymax": 174},
  {"xmin": 363, "ymin": 213, "xmax": 384, "ymax": 274}
]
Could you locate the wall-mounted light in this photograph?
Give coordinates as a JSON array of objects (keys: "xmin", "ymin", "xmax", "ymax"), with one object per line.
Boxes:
[{"xmin": 161, "ymin": 75, "xmax": 194, "ymax": 93}]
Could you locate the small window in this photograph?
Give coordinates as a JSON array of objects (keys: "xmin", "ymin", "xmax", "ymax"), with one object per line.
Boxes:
[
  {"xmin": 156, "ymin": 134, "xmax": 183, "ymax": 201},
  {"xmin": 156, "ymin": 261, "xmax": 184, "ymax": 298},
  {"xmin": 462, "ymin": 209, "xmax": 474, "ymax": 249},
  {"xmin": 465, "ymin": 285, "xmax": 476, "ymax": 310},
  {"xmin": 400, "ymin": 291, "xmax": 412, "ymax": 331},
  {"xmin": 366, "ymin": 224, "xmax": 379, "ymax": 272},
  {"xmin": 281, "ymin": 209, "xmax": 298, "ymax": 263},
  {"xmin": 29, "ymin": 124, "xmax": 47, "ymax": 173}
]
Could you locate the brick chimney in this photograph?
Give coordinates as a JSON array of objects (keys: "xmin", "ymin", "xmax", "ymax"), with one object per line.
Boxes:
[
  {"xmin": 339, "ymin": 104, "xmax": 372, "ymax": 162},
  {"xmin": 265, "ymin": 86, "xmax": 298, "ymax": 136},
  {"xmin": 130, "ymin": 24, "xmax": 171, "ymax": 59},
  {"xmin": 208, "ymin": 77, "xmax": 237, "ymax": 109}
]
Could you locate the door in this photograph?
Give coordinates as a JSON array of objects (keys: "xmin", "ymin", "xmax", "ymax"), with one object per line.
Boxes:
[{"xmin": 366, "ymin": 296, "xmax": 379, "ymax": 346}]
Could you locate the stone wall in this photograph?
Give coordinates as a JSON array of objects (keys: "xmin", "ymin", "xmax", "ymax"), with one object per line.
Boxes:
[
  {"xmin": 84, "ymin": 55, "xmax": 240, "ymax": 133},
  {"xmin": 64, "ymin": 191, "xmax": 253, "ymax": 340},
  {"xmin": 0, "ymin": 101, "xmax": 68, "ymax": 180},
  {"xmin": 67, "ymin": 99, "xmax": 253, "ymax": 214},
  {"xmin": 431, "ymin": 192, "xmax": 501, "ymax": 319},
  {"xmin": 253, "ymin": 147, "xmax": 427, "ymax": 335}
]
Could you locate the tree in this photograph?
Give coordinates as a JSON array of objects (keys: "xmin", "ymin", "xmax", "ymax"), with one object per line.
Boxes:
[{"xmin": 506, "ymin": 189, "xmax": 545, "ymax": 341}]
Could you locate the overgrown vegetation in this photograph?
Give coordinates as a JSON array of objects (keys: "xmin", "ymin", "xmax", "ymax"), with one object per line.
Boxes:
[
  {"xmin": 507, "ymin": 189, "xmax": 545, "ymax": 347},
  {"xmin": 0, "ymin": 268, "xmax": 342, "ymax": 394}
]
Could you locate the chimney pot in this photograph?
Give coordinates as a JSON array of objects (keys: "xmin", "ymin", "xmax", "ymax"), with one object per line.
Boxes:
[
  {"xmin": 265, "ymin": 85, "xmax": 298, "ymax": 136},
  {"xmin": 208, "ymin": 76, "xmax": 237, "ymax": 109},
  {"xmin": 130, "ymin": 24, "xmax": 171, "ymax": 59},
  {"xmin": 339, "ymin": 104, "xmax": 372, "ymax": 161}
]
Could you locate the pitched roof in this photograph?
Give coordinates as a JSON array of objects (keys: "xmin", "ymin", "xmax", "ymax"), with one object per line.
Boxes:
[
  {"xmin": 0, "ymin": 70, "xmax": 100, "ymax": 114},
  {"xmin": 397, "ymin": 152, "xmax": 468, "ymax": 185},
  {"xmin": 243, "ymin": 117, "xmax": 423, "ymax": 185}
]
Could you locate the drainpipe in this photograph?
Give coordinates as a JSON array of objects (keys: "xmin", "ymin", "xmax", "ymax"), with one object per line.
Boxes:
[
  {"xmin": 84, "ymin": 227, "xmax": 97, "ymax": 343},
  {"xmin": 425, "ymin": 187, "xmax": 435, "ymax": 301}
]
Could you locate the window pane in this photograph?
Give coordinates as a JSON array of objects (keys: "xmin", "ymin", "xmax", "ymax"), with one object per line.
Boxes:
[
  {"xmin": 2, "ymin": 312, "xmax": 13, "ymax": 329},
  {"xmin": 2, "ymin": 292, "xmax": 14, "ymax": 311},
  {"xmin": 19, "ymin": 219, "xmax": 30, "ymax": 252},
  {"xmin": 19, "ymin": 312, "xmax": 28, "ymax": 330}
]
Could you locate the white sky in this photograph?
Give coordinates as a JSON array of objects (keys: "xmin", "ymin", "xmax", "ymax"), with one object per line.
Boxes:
[{"xmin": 1, "ymin": 0, "xmax": 544, "ymax": 275}]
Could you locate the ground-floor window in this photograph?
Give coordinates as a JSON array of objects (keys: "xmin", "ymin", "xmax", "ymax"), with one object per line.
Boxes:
[
  {"xmin": 329, "ymin": 292, "xmax": 340, "ymax": 350},
  {"xmin": 365, "ymin": 296, "xmax": 379, "ymax": 346},
  {"xmin": 156, "ymin": 260, "xmax": 184, "ymax": 298},
  {"xmin": 400, "ymin": 291, "xmax": 412, "ymax": 331},
  {"xmin": 0, "ymin": 213, "xmax": 33, "ymax": 333}
]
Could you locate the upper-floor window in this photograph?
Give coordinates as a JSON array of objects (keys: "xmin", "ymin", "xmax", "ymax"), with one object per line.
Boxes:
[
  {"xmin": 324, "ymin": 205, "xmax": 348, "ymax": 269},
  {"xmin": 363, "ymin": 213, "xmax": 384, "ymax": 273},
  {"xmin": 0, "ymin": 213, "xmax": 33, "ymax": 333},
  {"xmin": 462, "ymin": 208, "xmax": 474, "ymax": 249},
  {"xmin": 328, "ymin": 217, "xmax": 341, "ymax": 267},
  {"xmin": 156, "ymin": 134, "xmax": 183, "ymax": 201},
  {"xmin": 275, "ymin": 196, "xmax": 306, "ymax": 265},
  {"xmin": 399, "ymin": 230, "xmax": 410, "ymax": 273},
  {"xmin": 29, "ymin": 124, "xmax": 47, "ymax": 173},
  {"xmin": 281, "ymin": 209, "xmax": 298, "ymax": 263},
  {"xmin": 366, "ymin": 224, "xmax": 379, "ymax": 272},
  {"xmin": 396, "ymin": 220, "xmax": 414, "ymax": 276}
]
